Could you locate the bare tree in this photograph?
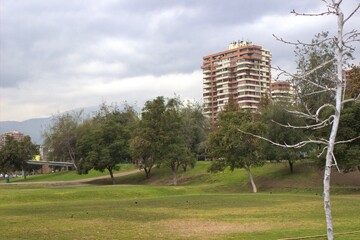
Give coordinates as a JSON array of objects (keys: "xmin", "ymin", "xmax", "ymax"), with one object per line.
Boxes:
[
  {"xmin": 43, "ymin": 110, "xmax": 85, "ymax": 170},
  {"xmin": 239, "ymin": 1, "xmax": 359, "ymax": 239}
]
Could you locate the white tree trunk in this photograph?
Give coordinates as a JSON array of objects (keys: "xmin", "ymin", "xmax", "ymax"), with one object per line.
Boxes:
[
  {"xmin": 68, "ymin": 147, "xmax": 78, "ymax": 170},
  {"xmin": 245, "ymin": 166, "xmax": 257, "ymax": 193},
  {"xmin": 323, "ymin": 5, "xmax": 344, "ymax": 240}
]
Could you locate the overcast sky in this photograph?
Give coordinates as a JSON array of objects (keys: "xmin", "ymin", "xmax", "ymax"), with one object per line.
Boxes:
[{"xmin": 0, "ymin": 0, "xmax": 359, "ymax": 121}]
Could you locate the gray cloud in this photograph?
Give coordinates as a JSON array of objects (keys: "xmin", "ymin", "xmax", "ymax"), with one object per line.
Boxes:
[{"xmin": 0, "ymin": 0, "xmax": 359, "ymax": 120}]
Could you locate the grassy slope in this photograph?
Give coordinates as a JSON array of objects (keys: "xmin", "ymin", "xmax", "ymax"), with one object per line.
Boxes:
[
  {"xmin": 92, "ymin": 161, "xmax": 360, "ymax": 194},
  {"xmin": 4, "ymin": 161, "xmax": 359, "ymax": 194}
]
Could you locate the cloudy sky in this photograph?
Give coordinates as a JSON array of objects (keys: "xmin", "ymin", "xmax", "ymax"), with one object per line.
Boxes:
[{"xmin": 0, "ymin": 0, "xmax": 359, "ymax": 121}]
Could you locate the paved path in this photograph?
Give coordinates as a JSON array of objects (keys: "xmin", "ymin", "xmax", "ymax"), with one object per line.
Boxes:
[{"xmin": 0, "ymin": 169, "xmax": 142, "ymax": 187}]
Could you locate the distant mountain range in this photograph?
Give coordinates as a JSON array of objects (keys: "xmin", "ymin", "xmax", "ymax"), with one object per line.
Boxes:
[
  {"xmin": 0, "ymin": 117, "xmax": 51, "ymax": 145},
  {"xmin": 0, "ymin": 105, "xmax": 141, "ymax": 145},
  {"xmin": 0, "ymin": 106, "xmax": 100, "ymax": 145}
]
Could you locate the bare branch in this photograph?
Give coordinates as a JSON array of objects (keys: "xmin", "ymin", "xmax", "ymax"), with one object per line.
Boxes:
[
  {"xmin": 303, "ymin": 88, "xmax": 335, "ymax": 96},
  {"xmin": 342, "ymin": 93, "xmax": 360, "ymax": 104},
  {"xmin": 286, "ymin": 109, "xmax": 316, "ymax": 120},
  {"xmin": 343, "ymin": 43, "xmax": 357, "ymax": 52},
  {"xmin": 274, "ymin": 59, "xmax": 335, "ymax": 91},
  {"xmin": 271, "ymin": 66, "xmax": 292, "ymax": 80},
  {"xmin": 315, "ymin": 104, "xmax": 338, "ymax": 120},
  {"xmin": 304, "ymin": 103, "xmax": 315, "ymax": 117},
  {"xmin": 335, "ymin": 135, "xmax": 360, "ymax": 145},
  {"xmin": 331, "ymin": 151, "xmax": 341, "ymax": 173},
  {"xmin": 285, "ymin": 103, "xmax": 337, "ymax": 122},
  {"xmin": 344, "ymin": 3, "xmax": 360, "ymax": 24},
  {"xmin": 272, "ymin": 34, "xmax": 333, "ymax": 47},
  {"xmin": 318, "ymin": 146, "xmax": 328, "ymax": 157},
  {"xmin": 237, "ymin": 129, "xmax": 328, "ymax": 148},
  {"xmin": 271, "ymin": 115, "xmax": 334, "ymax": 130},
  {"xmin": 343, "ymin": 30, "xmax": 360, "ymax": 42},
  {"xmin": 291, "ymin": 9, "xmax": 336, "ymax": 16},
  {"xmin": 326, "ymin": 68, "xmax": 341, "ymax": 84}
]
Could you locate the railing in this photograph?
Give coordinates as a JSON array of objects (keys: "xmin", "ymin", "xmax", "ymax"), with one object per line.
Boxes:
[{"xmin": 26, "ymin": 160, "xmax": 75, "ymax": 167}]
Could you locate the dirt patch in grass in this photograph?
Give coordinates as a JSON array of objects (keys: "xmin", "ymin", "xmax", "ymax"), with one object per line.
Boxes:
[
  {"xmin": 149, "ymin": 220, "xmax": 271, "ymax": 238},
  {"xmin": 256, "ymin": 168, "xmax": 360, "ymax": 192},
  {"xmin": 331, "ymin": 170, "xmax": 360, "ymax": 186}
]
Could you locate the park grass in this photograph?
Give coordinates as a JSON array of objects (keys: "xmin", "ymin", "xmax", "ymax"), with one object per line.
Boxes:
[
  {"xmin": 1, "ymin": 161, "xmax": 359, "ymax": 239},
  {"xmin": 0, "ymin": 184, "xmax": 360, "ymax": 240}
]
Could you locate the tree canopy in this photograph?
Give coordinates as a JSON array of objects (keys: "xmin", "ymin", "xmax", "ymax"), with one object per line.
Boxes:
[
  {"xmin": 43, "ymin": 111, "xmax": 85, "ymax": 169},
  {"xmin": 261, "ymin": 101, "xmax": 309, "ymax": 173},
  {"xmin": 77, "ymin": 104, "xmax": 137, "ymax": 184},
  {"xmin": 208, "ymin": 98, "xmax": 265, "ymax": 193},
  {"xmin": 0, "ymin": 135, "xmax": 38, "ymax": 175}
]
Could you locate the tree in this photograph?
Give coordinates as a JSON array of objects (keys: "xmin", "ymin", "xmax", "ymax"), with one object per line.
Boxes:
[
  {"xmin": 18, "ymin": 136, "xmax": 38, "ymax": 179},
  {"xmin": 130, "ymin": 97, "xmax": 207, "ymax": 184},
  {"xmin": 294, "ymin": 31, "xmax": 337, "ymax": 111},
  {"xmin": 160, "ymin": 98, "xmax": 194, "ymax": 186},
  {"xmin": 315, "ymin": 102, "xmax": 360, "ymax": 172},
  {"xmin": 241, "ymin": 1, "xmax": 360, "ymax": 238},
  {"xmin": 130, "ymin": 96, "xmax": 167, "ymax": 178},
  {"xmin": 0, "ymin": 135, "xmax": 37, "ymax": 177},
  {"xmin": 77, "ymin": 104, "xmax": 135, "ymax": 184},
  {"xmin": 344, "ymin": 65, "xmax": 360, "ymax": 99},
  {"xmin": 0, "ymin": 136, "xmax": 21, "ymax": 175},
  {"xmin": 180, "ymin": 101, "xmax": 208, "ymax": 171},
  {"xmin": 208, "ymin": 98, "xmax": 265, "ymax": 193},
  {"xmin": 43, "ymin": 110, "xmax": 85, "ymax": 169},
  {"xmin": 261, "ymin": 101, "xmax": 309, "ymax": 173}
]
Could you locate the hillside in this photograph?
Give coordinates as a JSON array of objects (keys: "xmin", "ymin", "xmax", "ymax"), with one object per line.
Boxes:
[
  {"xmin": 4, "ymin": 161, "xmax": 359, "ymax": 194},
  {"xmin": 89, "ymin": 161, "xmax": 360, "ymax": 193}
]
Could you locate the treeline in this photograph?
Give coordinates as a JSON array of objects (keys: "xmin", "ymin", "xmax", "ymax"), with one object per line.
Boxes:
[
  {"xmin": 43, "ymin": 97, "xmax": 207, "ymax": 185},
  {"xmin": 1, "ymin": 94, "xmax": 358, "ymax": 187},
  {"xmin": 39, "ymin": 93, "xmax": 359, "ymax": 188}
]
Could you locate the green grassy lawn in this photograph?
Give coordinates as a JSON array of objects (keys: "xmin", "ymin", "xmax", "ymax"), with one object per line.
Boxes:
[
  {"xmin": 0, "ymin": 161, "xmax": 359, "ymax": 239},
  {"xmin": 0, "ymin": 185, "xmax": 359, "ymax": 239}
]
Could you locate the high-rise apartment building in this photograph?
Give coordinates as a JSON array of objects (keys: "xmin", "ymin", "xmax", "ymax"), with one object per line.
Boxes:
[
  {"xmin": 202, "ymin": 41, "xmax": 272, "ymax": 123},
  {"xmin": 271, "ymin": 80, "xmax": 295, "ymax": 102},
  {"xmin": 0, "ymin": 130, "xmax": 24, "ymax": 149}
]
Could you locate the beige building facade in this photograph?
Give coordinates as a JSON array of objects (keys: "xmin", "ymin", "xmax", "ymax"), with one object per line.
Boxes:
[{"xmin": 202, "ymin": 41, "xmax": 272, "ymax": 123}]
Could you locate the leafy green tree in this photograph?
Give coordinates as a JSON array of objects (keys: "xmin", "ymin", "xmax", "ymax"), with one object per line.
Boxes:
[
  {"xmin": 294, "ymin": 31, "xmax": 337, "ymax": 111},
  {"xmin": 130, "ymin": 97, "xmax": 206, "ymax": 184},
  {"xmin": 0, "ymin": 136, "xmax": 21, "ymax": 175},
  {"xmin": 43, "ymin": 110, "xmax": 85, "ymax": 169},
  {"xmin": 160, "ymin": 98, "xmax": 194, "ymax": 186},
  {"xmin": 0, "ymin": 135, "xmax": 37, "ymax": 177},
  {"xmin": 77, "ymin": 105, "xmax": 136, "ymax": 184},
  {"xmin": 18, "ymin": 136, "xmax": 38, "ymax": 179},
  {"xmin": 129, "ymin": 96, "xmax": 166, "ymax": 178},
  {"xmin": 315, "ymin": 102, "xmax": 360, "ymax": 172},
  {"xmin": 345, "ymin": 65, "xmax": 360, "ymax": 99},
  {"xmin": 180, "ymin": 101, "xmax": 208, "ymax": 171},
  {"xmin": 262, "ymin": 101, "xmax": 309, "ymax": 173},
  {"xmin": 208, "ymin": 98, "xmax": 265, "ymax": 193}
]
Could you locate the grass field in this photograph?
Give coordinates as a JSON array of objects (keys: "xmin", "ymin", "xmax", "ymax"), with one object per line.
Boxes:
[{"xmin": 0, "ymin": 162, "xmax": 359, "ymax": 239}]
